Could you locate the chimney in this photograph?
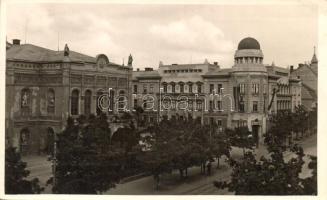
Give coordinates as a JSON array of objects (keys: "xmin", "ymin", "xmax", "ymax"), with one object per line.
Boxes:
[
  {"xmin": 13, "ymin": 39, "xmax": 20, "ymax": 45},
  {"xmin": 137, "ymin": 68, "xmax": 140, "ymax": 71},
  {"xmin": 290, "ymin": 65, "xmax": 294, "ymax": 73},
  {"xmin": 214, "ymin": 62, "xmax": 218, "ymax": 66}
]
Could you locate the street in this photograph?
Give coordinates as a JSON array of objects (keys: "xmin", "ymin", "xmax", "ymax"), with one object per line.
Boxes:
[
  {"xmin": 23, "ymin": 134, "xmax": 316, "ymax": 194},
  {"xmin": 105, "ymin": 134, "xmax": 317, "ymax": 195}
]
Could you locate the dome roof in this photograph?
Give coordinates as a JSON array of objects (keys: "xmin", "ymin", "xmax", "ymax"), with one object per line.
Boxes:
[{"xmin": 238, "ymin": 37, "xmax": 260, "ymax": 50}]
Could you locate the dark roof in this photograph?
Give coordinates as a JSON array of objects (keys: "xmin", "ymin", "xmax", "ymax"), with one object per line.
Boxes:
[
  {"xmin": 6, "ymin": 43, "xmax": 97, "ymax": 63},
  {"xmin": 302, "ymin": 82, "xmax": 317, "ymax": 100},
  {"xmin": 6, "ymin": 41, "xmax": 12, "ymax": 49},
  {"xmin": 293, "ymin": 63, "xmax": 317, "ymax": 77},
  {"xmin": 238, "ymin": 37, "xmax": 260, "ymax": 50}
]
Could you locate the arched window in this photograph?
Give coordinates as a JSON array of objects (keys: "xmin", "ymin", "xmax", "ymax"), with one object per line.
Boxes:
[
  {"xmin": 47, "ymin": 89, "xmax": 55, "ymax": 114},
  {"xmin": 84, "ymin": 90, "xmax": 92, "ymax": 116},
  {"xmin": 197, "ymin": 83, "xmax": 202, "ymax": 93},
  {"xmin": 162, "ymin": 82, "xmax": 167, "ymax": 93},
  {"xmin": 179, "ymin": 82, "xmax": 184, "ymax": 93},
  {"xmin": 189, "ymin": 83, "xmax": 193, "ymax": 93},
  {"xmin": 20, "ymin": 128, "xmax": 30, "ymax": 154},
  {"xmin": 71, "ymin": 89, "xmax": 79, "ymax": 115},
  {"xmin": 21, "ymin": 88, "xmax": 31, "ymax": 116}
]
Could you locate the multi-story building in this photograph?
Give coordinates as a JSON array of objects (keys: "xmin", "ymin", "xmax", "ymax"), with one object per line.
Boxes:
[
  {"xmin": 290, "ymin": 49, "xmax": 318, "ymax": 110},
  {"xmin": 5, "ymin": 39, "xmax": 133, "ymax": 155},
  {"xmin": 132, "ymin": 37, "xmax": 302, "ymax": 145}
]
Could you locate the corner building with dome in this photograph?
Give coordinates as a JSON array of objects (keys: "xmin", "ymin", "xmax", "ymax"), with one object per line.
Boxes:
[{"xmin": 133, "ymin": 37, "xmax": 304, "ymax": 146}]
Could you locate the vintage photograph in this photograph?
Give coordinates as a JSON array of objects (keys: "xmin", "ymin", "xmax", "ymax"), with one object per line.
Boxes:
[{"xmin": 2, "ymin": 1, "xmax": 318, "ymax": 196}]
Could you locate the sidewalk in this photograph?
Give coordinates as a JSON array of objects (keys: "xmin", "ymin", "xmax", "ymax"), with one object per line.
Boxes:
[{"xmin": 105, "ymin": 134, "xmax": 317, "ymax": 195}]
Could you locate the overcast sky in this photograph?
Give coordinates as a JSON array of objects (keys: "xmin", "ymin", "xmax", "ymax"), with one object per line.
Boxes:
[{"xmin": 6, "ymin": 3, "xmax": 318, "ymax": 69}]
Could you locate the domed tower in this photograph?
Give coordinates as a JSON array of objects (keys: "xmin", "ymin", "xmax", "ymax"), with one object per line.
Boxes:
[
  {"xmin": 233, "ymin": 37, "xmax": 266, "ymax": 73},
  {"xmin": 230, "ymin": 37, "xmax": 268, "ymax": 147}
]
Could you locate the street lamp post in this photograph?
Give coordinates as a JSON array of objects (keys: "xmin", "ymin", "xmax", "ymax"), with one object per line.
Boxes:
[{"xmin": 53, "ymin": 132, "xmax": 58, "ymax": 188}]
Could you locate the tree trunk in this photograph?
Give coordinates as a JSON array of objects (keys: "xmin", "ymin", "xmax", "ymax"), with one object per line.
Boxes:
[
  {"xmin": 185, "ymin": 168, "xmax": 188, "ymax": 177},
  {"xmin": 216, "ymin": 157, "xmax": 220, "ymax": 169},
  {"xmin": 202, "ymin": 162, "xmax": 206, "ymax": 175},
  {"xmin": 179, "ymin": 169, "xmax": 183, "ymax": 179},
  {"xmin": 154, "ymin": 174, "xmax": 159, "ymax": 190}
]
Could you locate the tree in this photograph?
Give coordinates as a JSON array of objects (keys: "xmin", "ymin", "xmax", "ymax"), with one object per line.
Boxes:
[
  {"xmin": 308, "ymin": 106, "xmax": 317, "ymax": 135},
  {"xmin": 265, "ymin": 110, "xmax": 293, "ymax": 150},
  {"xmin": 227, "ymin": 127, "xmax": 256, "ymax": 156},
  {"xmin": 133, "ymin": 106, "xmax": 144, "ymax": 127},
  {"xmin": 48, "ymin": 114, "xmax": 124, "ymax": 194},
  {"xmin": 5, "ymin": 147, "xmax": 44, "ymax": 194},
  {"xmin": 214, "ymin": 145, "xmax": 316, "ymax": 195},
  {"xmin": 293, "ymin": 105, "xmax": 309, "ymax": 139},
  {"xmin": 210, "ymin": 127, "xmax": 231, "ymax": 168},
  {"xmin": 139, "ymin": 117, "xmax": 232, "ymax": 189},
  {"xmin": 214, "ymin": 119, "xmax": 317, "ymax": 195}
]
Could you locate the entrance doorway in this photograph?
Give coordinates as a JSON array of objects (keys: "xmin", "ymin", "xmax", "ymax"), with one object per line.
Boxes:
[
  {"xmin": 20, "ymin": 128, "xmax": 30, "ymax": 155},
  {"xmin": 45, "ymin": 128, "xmax": 54, "ymax": 156}
]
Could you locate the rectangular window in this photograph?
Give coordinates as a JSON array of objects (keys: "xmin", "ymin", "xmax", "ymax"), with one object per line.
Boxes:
[
  {"xmin": 210, "ymin": 117, "xmax": 214, "ymax": 125},
  {"xmin": 143, "ymin": 84, "xmax": 147, "ymax": 94},
  {"xmin": 163, "ymin": 84, "xmax": 167, "ymax": 93},
  {"xmin": 210, "ymin": 84, "xmax": 214, "ymax": 94},
  {"xmin": 252, "ymin": 83, "xmax": 259, "ymax": 94},
  {"xmin": 196, "ymin": 101, "xmax": 202, "ymax": 110},
  {"xmin": 197, "ymin": 85, "xmax": 202, "ymax": 93},
  {"xmin": 133, "ymin": 85, "xmax": 138, "ymax": 93},
  {"xmin": 253, "ymin": 101, "xmax": 258, "ymax": 112},
  {"xmin": 217, "ymin": 119, "xmax": 222, "ymax": 126},
  {"xmin": 218, "ymin": 84, "xmax": 223, "ymax": 94},
  {"xmin": 239, "ymin": 101, "xmax": 245, "ymax": 112},
  {"xmin": 149, "ymin": 84, "xmax": 154, "ymax": 93},
  {"xmin": 237, "ymin": 120, "xmax": 247, "ymax": 128}
]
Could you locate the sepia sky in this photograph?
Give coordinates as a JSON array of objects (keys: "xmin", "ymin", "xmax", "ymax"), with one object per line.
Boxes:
[{"xmin": 6, "ymin": 3, "xmax": 318, "ymax": 69}]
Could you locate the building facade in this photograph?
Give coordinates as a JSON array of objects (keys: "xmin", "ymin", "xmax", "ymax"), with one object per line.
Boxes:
[
  {"xmin": 6, "ymin": 39, "xmax": 132, "ymax": 155},
  {"xmin": 132, "ymin": 37, "xmax": 302, "ymax": 145},
  {"xmin": 290, "ymin": 49, "xmax": 318, "ymax": 110}
]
